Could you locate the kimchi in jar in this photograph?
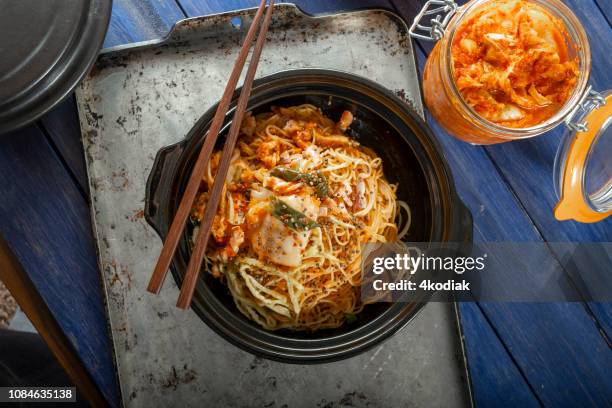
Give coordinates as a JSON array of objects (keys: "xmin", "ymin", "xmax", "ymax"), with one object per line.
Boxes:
[{"xmin": 418, "ymin": 0, "xmax": 591, "ymax": 144}]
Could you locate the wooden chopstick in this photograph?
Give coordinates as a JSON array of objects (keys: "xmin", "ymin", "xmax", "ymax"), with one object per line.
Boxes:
[
  {"xmin": 147, "ymin": 0, "xmax": 268, "ymax": 295},
  {"xmin": 177, "ymin": 0, "xmax": 275, "ymax": 309}
]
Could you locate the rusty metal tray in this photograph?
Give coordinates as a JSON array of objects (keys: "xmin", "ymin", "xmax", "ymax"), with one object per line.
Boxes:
[{"xmin": 75, "ymin": 4, "xmax": 470, "ymax": 407}]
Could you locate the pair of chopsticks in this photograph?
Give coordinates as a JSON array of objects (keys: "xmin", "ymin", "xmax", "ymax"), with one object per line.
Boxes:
[{"xmin": 147, "ymin": 0, "xmax": 275, "ymax": 309}]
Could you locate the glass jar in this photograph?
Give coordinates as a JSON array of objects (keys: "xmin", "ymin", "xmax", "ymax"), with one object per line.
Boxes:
[{"xmin": 412, "ymin": 0, "xmax": 592, "ymax": 144}]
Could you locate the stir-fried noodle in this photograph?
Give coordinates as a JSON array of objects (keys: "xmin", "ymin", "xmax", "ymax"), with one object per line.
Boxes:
[{"xmin": 191, "ymin": 105, "xmax": 410, "ymax": 330}]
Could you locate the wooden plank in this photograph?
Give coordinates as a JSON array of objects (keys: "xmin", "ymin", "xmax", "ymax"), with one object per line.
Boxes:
[
  {"xmin": 458, "ymin": 303, "xmax": 540, "ymax": 407},
  {"xmin": 0, "ymin": 125, "xmax": 119, "ymax": 407},
  {"xmin": 104, "ymin": 0, "xmax": 186, "ymax": 48},
  {"xmin": 0, "ymin": 235, "xmax": 107, "ymax": 407},
  {"xmin": 594, "ymin": 0, "xmax": 611, "ymax": 24},
  {"xmin": 177, "ymin": 0, "xmax": 393, "ymax": 17},
  {"xmin": 478, "ymin": 303, "xmax": 612, "ymax": 406},
  {"xmin": 39, "ymin": 96, "xmax": 89, "ymax": 196}
]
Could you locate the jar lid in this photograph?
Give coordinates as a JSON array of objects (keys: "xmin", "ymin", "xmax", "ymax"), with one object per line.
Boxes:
[{"xmin": 554, "ymin": 88, "xmax": 612, "ymax": 223}]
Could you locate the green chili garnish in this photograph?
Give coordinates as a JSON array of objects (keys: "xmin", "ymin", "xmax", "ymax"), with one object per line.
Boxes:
[
  {"xmin": 270, "ymin": 167, "xmax": 329, "ymax": 199},
  {"xmin": 270, "ymin": 167, "xmax": 302, "ymax": 181},
  {"xmin": 271, "ymin": 198, "xmax": 319, "ymax": 231}
]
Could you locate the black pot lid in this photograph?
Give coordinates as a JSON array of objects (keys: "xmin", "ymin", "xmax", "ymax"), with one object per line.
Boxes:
[{"xmin": 0, "ymin": 0, "xmax": 112, "ymax": 134}]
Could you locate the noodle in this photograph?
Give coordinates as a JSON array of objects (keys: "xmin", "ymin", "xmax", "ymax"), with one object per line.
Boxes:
[{"xmin": 190, "ymin": 104, "xmax": 409, "ymax": 331}]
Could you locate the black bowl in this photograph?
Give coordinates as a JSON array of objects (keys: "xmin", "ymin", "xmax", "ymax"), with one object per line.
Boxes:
[{"xmin": 145, "ymin": 69, "xmax": 472, "ymax": 363}]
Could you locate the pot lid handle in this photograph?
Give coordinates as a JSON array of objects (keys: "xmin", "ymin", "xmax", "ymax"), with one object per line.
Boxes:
[{"xmin": 554, "ymin": 89, "xmax": 612, "ymax": 223}]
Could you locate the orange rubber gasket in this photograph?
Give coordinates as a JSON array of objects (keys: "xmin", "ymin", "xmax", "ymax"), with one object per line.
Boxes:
[{"xmin": 554, "ymin": 93, "xmax": 612, "ymax": 222}]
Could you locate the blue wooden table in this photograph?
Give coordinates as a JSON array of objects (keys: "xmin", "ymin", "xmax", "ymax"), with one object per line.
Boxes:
[{"xmin": 0, "ymin": 1, "xmax": 610, "ymax": 406}]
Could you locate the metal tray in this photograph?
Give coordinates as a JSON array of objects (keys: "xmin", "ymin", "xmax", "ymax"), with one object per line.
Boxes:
[{"xmin": 75, "ymin": 4, "xmax": 470, "ymax": 407}]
